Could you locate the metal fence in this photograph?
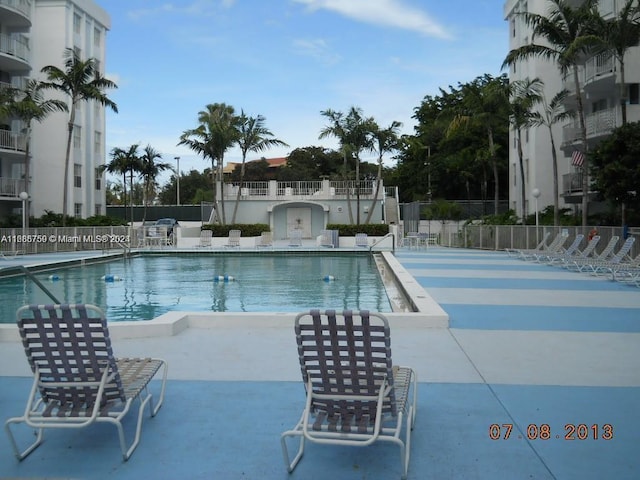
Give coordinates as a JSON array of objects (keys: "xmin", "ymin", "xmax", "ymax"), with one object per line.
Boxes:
[{"xmin": 443, "ymin": 224, "xmax": 639, "ymax": 258}]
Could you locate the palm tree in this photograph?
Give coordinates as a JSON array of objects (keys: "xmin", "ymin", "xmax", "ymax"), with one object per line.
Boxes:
[
  {"xmin": 319, "ymin": 107, "xmax": 375, "ymax": 224},
  {"xmin": 503, "ymin": 0, "xmax": 602, "ymax": 227},
  {"xmin": 366, "ymin": 120, "xmax": 402, "ymax": 224},
  {"xmin": 509, "ymin": 77, "xmax": 543, "ymax": 220},
  {"xmin": 101, "ymin": 145, "xmax": 140, "ymax": 224},
  {"xmin": 446, "ymin": 74, "xmax": 510, "ymax": 215},
  {"xmin": 41, "ymin": 48, "xmax": 118, "ymax": 225},
  {"xmin": 232, "ymin": 111, "xmax": 288, "ymax": 223},
  {"xmin": 179, "ymin": 103, "xmax": 239, "ymax": 225},
  {"xmin": 530, "ymin": 88, "xmax": 575, "ymax": 226},
  {"xmin": 4, "ymin": 80, "xmax": 67, "ymax": 228},
  {"xmin": 139, "ymin": 145, "xmax": 172, "ymax": 222}
]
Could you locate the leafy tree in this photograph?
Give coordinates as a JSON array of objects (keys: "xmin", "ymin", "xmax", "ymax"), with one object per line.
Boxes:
[
  {"xmin": 277, "ymin": 147, "xmax": 343, "ymax": 181},
  {"xmin": 232, "ymin": 111, "xmax": 288, "ymax": 223},
  {"xmin": 101, "ymin": 145, "xmax": 140, "ymax": 224},
  {"xmin": 2, "ymin": 79, "xmax": 67, "ymax": 228},
  {"xmin": 158, "ymin": 169, "xmax": 212, "ymax": 205},
  {"xmin": 178, "ymin": 103, "xmax": 239, "ymax": 224},
  {"xmin": 139, "ymin": 145, "xmax": 172, "ymax": 222},
  {"xmin": 591, "ymin": 122, "xmax": 640, "ymax": 222},
  {"xmin": 503, "ymin": 0, "xmax": 602, "ymax": 226},
  {"xmin": 41, "ymin": 48, "xmax": 118, "ymax": 225},
  {"xmin": 446, "ymin": 74, "xmax": 510, "ymax": 214}
]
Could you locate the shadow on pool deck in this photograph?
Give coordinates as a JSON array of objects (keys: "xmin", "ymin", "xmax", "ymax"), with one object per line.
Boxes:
[{"xmin": 1, "ymin": 247, "xmax": 639, "ymax": 479}]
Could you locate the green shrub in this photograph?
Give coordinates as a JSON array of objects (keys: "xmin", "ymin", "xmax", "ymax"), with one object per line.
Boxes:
[
  {"xmin": 326, "ymin": 224, "xmax": 390, "ymax": 236},
  {"xmin": 202, "ymin": 223, "xmax": 270, "ymax": 237}
]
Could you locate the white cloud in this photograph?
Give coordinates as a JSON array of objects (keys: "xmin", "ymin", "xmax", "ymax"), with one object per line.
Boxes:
[
  {"xmin": 292, "ymin": 0, "xmax": 452, "ymax": 39},
  {"xmin": 292, "ymin": 38, "xmax": 342, "ymax": 65}
]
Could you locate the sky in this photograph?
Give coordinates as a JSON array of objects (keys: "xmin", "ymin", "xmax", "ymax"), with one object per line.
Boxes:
[{"xmin": 102, "ymin": 0, "xmax": 508, "ymax": 185}]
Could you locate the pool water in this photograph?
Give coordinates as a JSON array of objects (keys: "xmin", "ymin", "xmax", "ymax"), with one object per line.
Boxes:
[{"xmin": 0, "ymin": 254, "xmax": 392, "ymax": 322}]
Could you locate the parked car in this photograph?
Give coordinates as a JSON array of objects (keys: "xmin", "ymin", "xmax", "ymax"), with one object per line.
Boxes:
[{"xmin": 149, "ymin": 218, "xmax": 179, "ymax": 244}]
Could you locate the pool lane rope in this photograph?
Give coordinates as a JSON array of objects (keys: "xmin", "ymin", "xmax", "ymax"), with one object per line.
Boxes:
[
  {"xmin": 102, "ymin": 274, "xmax": 123, "ymax": 282},
  {"xmin": 214, "ymin": 275, "xmax": 236, "ymax": 283},
  {"xmin": 323, "ymin": 275, "xmax": 336, "ymax": 282}
]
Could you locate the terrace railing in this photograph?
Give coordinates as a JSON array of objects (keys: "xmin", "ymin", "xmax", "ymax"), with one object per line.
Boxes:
[{"xmin": 222, "ymin": 180, "xmax": 384, "ymax": 200}]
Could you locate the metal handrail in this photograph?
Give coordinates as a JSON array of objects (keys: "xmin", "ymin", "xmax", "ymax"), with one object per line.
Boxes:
[
  {"xmin": 369, "ymin": 233, "xmax": 395, "ymax": 253},
  {"xmin": 16, "ymin": 265, "xmax": 61, "ymax": 304}
]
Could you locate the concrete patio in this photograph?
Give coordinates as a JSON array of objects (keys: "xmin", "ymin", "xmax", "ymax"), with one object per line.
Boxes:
[{"xmin": 1, "ymin": 247, "xmax": 638, "ymax": 479}]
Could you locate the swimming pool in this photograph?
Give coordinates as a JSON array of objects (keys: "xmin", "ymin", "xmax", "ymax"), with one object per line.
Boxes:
[{"xmin": 0, "ymin": 253, "xmax": 392, "ymax": 322}]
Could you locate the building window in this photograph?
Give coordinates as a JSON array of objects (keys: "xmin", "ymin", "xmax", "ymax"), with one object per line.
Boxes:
[
  {"xmin": 513, "ymin": 163, "xmax": 517, "ymax": 186},
  {"xmin": 511, "ymin": 19, "xmax": 516, "ymax": 37},
  {"xmin": 74, "ymin": 46, "xmax": 81, "ymax": 59},
  {"xmin": 74, "ymin": 203, "xmax": 82, "ymax": 218},
  {"xmin": 74, "ymin": 13, "xmax": 81, "ymax": 34},
  {"xmin": 94, "ymin": 27, "xmax": 101, "ymax": 47},
  {"xmin": 629, "ymin": 83, "xmax": 639, "ymax": 104},
  {"xmin": 94, "ymin": 131, "xmax": 101, "ymax": 154},
  {"xmin": 74, "ymin": 164, "xmax": 82, "ymax": 188},
  {"xmin": 95, "ymin": 204, "xmax": 102, "ymax": 216},
  {"xmin": 95, "ymin": 59, "xmax": 102, "ymax": 74},
  {"xmin": 73, "ymin": 125, "xmax": 81, "ymax": 148},
  {"xmin": 95, "ymin": 168, "xmax": 102, "ymax": 190},
  {"xmin": 94, "ymin": 102, "xmax": 100, "ymax": 119}
]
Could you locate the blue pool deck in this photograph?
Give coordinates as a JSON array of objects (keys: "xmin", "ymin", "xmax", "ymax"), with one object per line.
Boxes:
[{"xmin": 1, "ymin": 247, "xmax": 639, "ymax": 479}]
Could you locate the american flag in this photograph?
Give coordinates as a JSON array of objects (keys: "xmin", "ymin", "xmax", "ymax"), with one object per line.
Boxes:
[{"xmin": 571, "ymin": 150, "xmax": 585, "ymax": 167}]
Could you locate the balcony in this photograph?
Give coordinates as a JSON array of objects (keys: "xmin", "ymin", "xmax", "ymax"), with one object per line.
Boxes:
[
  {"xmin": 0, "ymin": 33, "xmax": 30, "ymax": 70},
  {"xmin": 584, "ymin": 52, "xmax": 615, "ymax": 85},
  {"xmin": 562, "ymin": 172, "xmax": 584, "ymax": 196},
  {"xmin": 0, "ymin": 129, "xmax": 26, "ymax": 152},
  {"xmin": 562, "ymin": 107, "xmax": 618, "ymax": 145},
  {"xmin": 0, "ymin": 176, "xmax": 26, "ymax": 198},
  {"xmin": 222, "ymin": 180, "xmax": 385, "ymax": 201},
  {"xmin": 0, "ymin": 0, "xmax": 31, "ymax": 27}
]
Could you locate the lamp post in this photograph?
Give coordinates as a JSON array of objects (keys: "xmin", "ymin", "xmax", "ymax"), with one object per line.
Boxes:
[
  {"xmin": 174, "ymin": 156, "xmax": 181, "ymax": 206},
  {"xmin": 532, "ymin": 187, "xmax": 541, "ymax": 245},
  {"xmin": 19, "ymin": 191, "xmax": 29, "ymax": 236}
]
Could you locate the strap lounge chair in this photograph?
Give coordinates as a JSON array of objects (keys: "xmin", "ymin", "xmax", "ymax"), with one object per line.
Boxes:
[
  {"xmin": 355, "ymin": 233, "xmax": 369, "ymax": 248},
  {"xmin": 581, "ymin": 236, "xmax": 636, "ymax": 276},
  {"xmin": 550, "ymin": 235, "xmax": 600, "ymax": 267},
  {"xmin": 281, "ymin": 309, "xmax": 417, "ymax": 479},
  {"xmin": 519, "ymin": 232, "xmax": 569, "ymax": 261},
  {"xmin": 505, "ymin": 231, "xmax": 551, "ymax": 257},
  {"xmin": 255, "ymin": 231, "xmax": 273, "ymax": 248},
  {"xmin": 198, "ymin": 229, "xmax": 212, "ymax": 248},
  {"xmin": 5, "ymin": 304, "xmax": 168, "ymax": 461},
  {"xmin": 226, "ymin": 229, "xmax": 241, "ymax": 248},
  {"xmin": 565, "ymin": 236, "xmax": 620, "ymax": 272},
  {"xmin": 536, "ymin": 234, "xmax": 584, "ymax": 263},
  {"xmin": 288, "ymin": 229, "xmax": 303, "ymax": 247}
]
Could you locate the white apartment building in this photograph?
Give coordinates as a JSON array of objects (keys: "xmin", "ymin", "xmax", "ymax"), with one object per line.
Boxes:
[
  {"xmin": 0, "ymin": 0, "xmax": 110, "ymax": 222},
  {"xmin": 504, "ymin": 0, "xmax": 640, "ymax": 218}
]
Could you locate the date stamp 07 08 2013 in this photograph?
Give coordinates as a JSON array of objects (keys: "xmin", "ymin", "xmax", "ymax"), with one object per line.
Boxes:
[{"xmin": 489, "ymin": 423, "xmax": 614, "ymax": 441}]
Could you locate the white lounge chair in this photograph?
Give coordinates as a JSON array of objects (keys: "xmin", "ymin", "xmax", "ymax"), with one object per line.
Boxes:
[
  {"xmin": 565, "ymin": 236, "xmax": 620, "ymax": 271},
  {"xmin": 5, "ymin": 304, "xmax": 168, "ymax": 461},
  {"xmin": 255, "ymin": 231, "xmax": 273, "ymax": 248},
  {"xmin": 281, "ymin": 310, "xmax": 417, "ymax": 479},
  {"xmin": 198, "ymin": 229, "xmax": 212, "ymax": 248},
  {"xmin": 355, "ymin": 233, "xmax": 369, "ymax": 248},
  {"xmin": 288, "ymin": 229, "xmax": 302, "ymax": 247},
  {"xmin": 226, "ymin": 229, "xmax": 241, "ymax": 248}
]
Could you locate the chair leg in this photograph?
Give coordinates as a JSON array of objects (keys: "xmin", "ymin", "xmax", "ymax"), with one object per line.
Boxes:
[
  {"xmin": 281, "ymin": 431, "xmax": 305, "ymax": 473},
  {"xmin": 5, "ymin": 418, "xmax": 44, "ymax": 461}
]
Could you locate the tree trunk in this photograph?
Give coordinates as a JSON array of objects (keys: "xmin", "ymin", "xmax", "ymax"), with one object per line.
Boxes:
[
  {"xmin": 487, "ymin": 127, "xmax": 499, "ymax": 215},
  {"xmin": 62, "ymin": 109, "xmax": 75, "ymax": 226},
  {"xmin": 517, "ymin": 128, "xmax": 526, "ymax": 220},
  {"xmin": 231, "ymin": 154, "xmax": 246, "ymax": 224},
  {"xmin": 573, "ymin": 66, "xmax": 589, "ymax": 228},
  {"xmin": 365, "ymin": 155, "xmax": 383, "ymax": 224},
  {"xmin": 23, "ymin": 124, "xmax": 31, "ymax": 229},
  {"xmin": 548, "ymin": 125, "xmax": 560, "ymax": 226}
]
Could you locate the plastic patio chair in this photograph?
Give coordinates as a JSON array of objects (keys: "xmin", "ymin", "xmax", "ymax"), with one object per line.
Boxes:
[
  {"xmin": 198, "ymin": 229, "xmax": 212, "ymax": 248},
  {"xmin": 5, "ymin": 304, "xmax": 168, "ymax": 461},
  {"xmin": 226, "ymin": 229, "xmax": 241, "ymax": 248},
  {"xmin": 281, "ymin": 309, "xmax": 417, "ymax": 479},
  {"xmin": 355, "ymin": 233, "xmax": 369, "ymax": 248}
]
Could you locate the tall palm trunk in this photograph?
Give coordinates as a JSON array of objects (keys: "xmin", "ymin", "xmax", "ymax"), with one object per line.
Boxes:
[
  {"xmin": 487, "ymin": 127, "xmax": 499, "ymax": 215},
  {"xmin": 231, "ymin": 156, "xmax": 246, "ymax": 224},
  {"xmin": 573, "ymin": 66, "xmax": 589, "ymax": 228},
  {"xmin": 547, "ymin": 125, "xmax": 560, "ymax": 226},
  {"xmin": 365, "ymin": 155, "xmax": 383, "ymax": 224},
  {"xmin": 516, "ymin": 127, "xmax": 526, "ymax": 219},
  {"xmin": 23, "ymin": 125, "xmax": 32, "ymax": 229},
  {"xmin": 62, "ymin": 107, "xmax": 76, "ymax": 226}
]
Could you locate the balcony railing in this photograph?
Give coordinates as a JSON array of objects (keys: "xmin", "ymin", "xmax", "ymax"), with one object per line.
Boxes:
[
  {"xmin": 584, "ymin": 52, "xmax": 614, "ymax": 84},
  {"xmin": 0, "ymin": 33, "xmax": 30, "ymax": 63},
  {"xmin": 222, "ymin": 180, "xmax": 385, "ymax": 200},
  {"xmin": 562, "ymin": 172, "xmax": 584, "ymax": 195},
  {"xmin": 0, "ymin": 176, "xmax": 26, "ymax": 197},
  {"xmin": 562, "ymin": 107, "xmax": 618, "ymax": 144},
  {"xmin": 0, "ymin": 0, "xmax": 31, "ymax": 18},
  {"xmin": 0, "ymin": 129, "xmax": 26, "ymax": 151}
]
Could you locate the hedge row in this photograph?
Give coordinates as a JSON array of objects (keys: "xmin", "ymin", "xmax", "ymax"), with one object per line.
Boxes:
[{"xmin": 201, "ymin": 223, "xmax": 390, "ymax": 237}]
